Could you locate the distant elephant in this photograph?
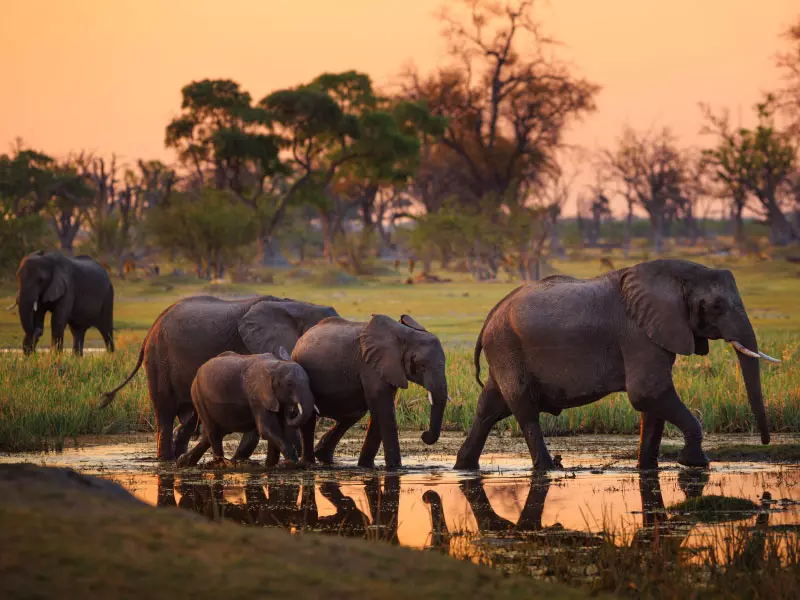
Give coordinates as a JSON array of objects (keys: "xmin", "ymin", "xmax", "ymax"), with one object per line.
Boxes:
[
  {"xmin": 291, "ymin": 314, "xmax": 449, "ymax": 468},
  {"xmin": 456, "ymin": 259, "xmax": 778, "ymax": 472},
  {"xmin": 176, "ymin": 350, "xmax": 315, "ymax": 467},
  {"xmin": 14, "ymin": 251, "xmax": 114, "ymax": 355},
  {"xmin": 100, "ymin": 295, "xmax": 338, "ymax": 461}
]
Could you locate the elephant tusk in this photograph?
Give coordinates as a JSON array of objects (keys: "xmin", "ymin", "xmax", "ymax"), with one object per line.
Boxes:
[
  {"xmin": 427, "ymin": 391, "xmax": 433, "ymax": 406},
  {"xmin": 758, "ymin": 351, "xmax": 781, "ymax": 364},
  {"xmin": 5, "ymin": 301, "xmax": 16, "ymax": 312},
  {"xmin": 731, "ymin": 341, "xmax": 760, "ymax": 359},
  {"xmin": 33, "ymin": 301, "xmax": 38, "ymax": 312},
  {"xmin": 447, "ymin": 395, "xmax": 452, "ymax": 403},
  {"xmin": 296, "ymin": 403, "xmax": 303, "ymax": 416},
  {"xmin": 314, "ymin": 404, "xmax": 320, "ymax": 415}
]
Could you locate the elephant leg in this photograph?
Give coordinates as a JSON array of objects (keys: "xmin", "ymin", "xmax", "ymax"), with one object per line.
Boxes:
[
  {"xmin": 520, "ymin": 417, "xmax": 555, "ymax": 471},
  {"xmin": 358, "ymin": 416, "xmax": 382, "ymax": 468},
  {"xmin": 70, "ymin": 326, "xmax": 86, "ymax": 356},
  {"xmin": 265, "ymin": 441, "xmax": 281, "ymax": 467},
  {"xmin": 314, "ymin": 414, "xmax": 363, "ymax": 464},
  {"xmin": 369, "ymin": 392, "xmax": 401, "ymax": 469},
  {"xmin": 155, "ymin": 405, "xmax": 177, "ymax": 461},
  {"xmin": 299, "ymin": 415, "xmax": 317, "ymax": 465},
  {"xmin": 254, "ymin": 407, "xmax": 298, "ymax": 463},
  {"xmin": 232, "ymin": 430, "xmax": 260, "ymax": 462},
  {"xmin": 177, "ymin": 435, "xmax": 211, "ymax": 468},
  {"xmin": 100, "ymin": 296, "xmax": 115, "ymax": 353},
  {"xmin": 631, "ymin": 385, "xmax": 708, "ymax": 468},
  {"xmin": 172, "ymin": 405, "xmax": 198, "ymax": 458},
  {"xmin": 207, "ymin": 426, "xmax": 227, "ymax": 461},
  {"xmin": 50, "ymin": 307, "xmax": 68, "ymax": 353},
  {"xmin": 455, "ymin": 379, "xmax": 511, "ymax": 470},
  {"xmin": 637, "ymin": 412, "xmax": 666, "ymax": 469}
]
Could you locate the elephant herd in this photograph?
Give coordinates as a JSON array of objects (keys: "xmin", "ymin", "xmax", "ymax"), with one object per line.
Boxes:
[{"xmin": 13, "ymin": 251, "xmax": 781, "ymax": 470}]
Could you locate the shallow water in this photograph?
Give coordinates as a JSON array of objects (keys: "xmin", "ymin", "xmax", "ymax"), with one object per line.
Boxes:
[{"xmin": 3, "ymin": 434, "xmax": 799, "ymax": 565}]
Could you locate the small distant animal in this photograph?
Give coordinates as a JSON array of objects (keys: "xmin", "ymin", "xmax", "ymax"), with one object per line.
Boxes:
[
  {"xmin": 394, "ymin": 258, "xmax": 401, "ymax": 271},
  {"xmin": 123, "ymin": 258, "xmax": 136, "ymax": 278},
  {"xmin": 408, "ymin": 258, "xmax": 416, "ymax": 274}
]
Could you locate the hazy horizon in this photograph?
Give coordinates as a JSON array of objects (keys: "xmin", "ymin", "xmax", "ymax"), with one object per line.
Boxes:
[{"xmin": 2, "ymin": 0, "xmax": 798, "ymax": 214}]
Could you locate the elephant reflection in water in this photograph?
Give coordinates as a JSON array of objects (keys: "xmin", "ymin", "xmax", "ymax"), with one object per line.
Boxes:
[
  {"xmin": 424, "ymin": 471, "xmax": 773, "ymax": 565},
  {"xmin": 156, "ymin": 472, "xmax": 403, "ymax": 543}
]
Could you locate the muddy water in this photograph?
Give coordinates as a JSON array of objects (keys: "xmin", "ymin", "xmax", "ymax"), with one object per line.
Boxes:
[{"xmin": 3, "ymin": 434, "xmax": 799, "ymax": 567}]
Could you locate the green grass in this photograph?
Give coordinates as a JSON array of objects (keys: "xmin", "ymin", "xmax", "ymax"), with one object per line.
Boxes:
[{"xmin": 1, "ymin": 252, "xmax": 799, "ymax": 451}]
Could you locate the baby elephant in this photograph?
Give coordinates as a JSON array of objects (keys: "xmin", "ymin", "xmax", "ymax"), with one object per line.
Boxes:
[{"xmin": 177, "ymin": 350, "xmax": 315, "ymax": 468}]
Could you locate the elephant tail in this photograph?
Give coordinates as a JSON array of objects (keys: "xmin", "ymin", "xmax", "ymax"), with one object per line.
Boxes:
[
  {"xmin": 99, "ymin": 342, "xmax": 145, "ymax": 408},
  {"xmin": 473, "ymin": 335, "xmax": 485, "ymax": 389},
  {"xmin": 473, "ymin": 284, "xmax": 527, "ymax": 390}
]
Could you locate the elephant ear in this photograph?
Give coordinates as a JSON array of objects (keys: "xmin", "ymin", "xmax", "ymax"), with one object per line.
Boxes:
[
  {"xmin": 243, "ymin": 359, "xmax": 279, "ymax": 412},
  {"xmin": 620, "ymin": 263, "xmax": 695, "ymax": 356},
  {"xmin": 238, "ymin": 301, "xmax": 303, "ymax": 355},
  {"xmin": 42, "ymin": 264, "xmax": 68, "ymax": 303},
  {"xmin": 360, "ymin": 315, "xmax": 408, "ymax": 389},
  {"xmin": 400, "ymin": 314, "xmax": 427, "ymax": 332}
]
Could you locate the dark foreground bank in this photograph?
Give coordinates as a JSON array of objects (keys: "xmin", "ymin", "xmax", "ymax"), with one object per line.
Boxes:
[{"xmin": 0, "ymin": 464, "xmax": 594, "ymax": 600}]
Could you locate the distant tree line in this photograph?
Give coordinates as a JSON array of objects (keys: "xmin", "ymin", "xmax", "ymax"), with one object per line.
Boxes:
[{"xmin": 1, "ymin": 1, "xmax": 799, "ymax": 281}]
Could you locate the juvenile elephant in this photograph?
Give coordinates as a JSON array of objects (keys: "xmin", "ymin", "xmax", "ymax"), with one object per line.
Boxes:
[
  {"xmin": 100, "ymin": 295, "xmax": 337, "ymax": 460},
  {"xmin": 13, "ymin": 251, "xmax": 114, "ymax": 355},
  {"xmin": 290, "ymin": 314, "xmax": 449, "ymax": 468},
  {"xmin": 456, "ymin": 259, "xmax": 778, "ymax": 472},
  {"xmin": 176, "ymin": 350, "xmax": 315, "ymax": 468}
]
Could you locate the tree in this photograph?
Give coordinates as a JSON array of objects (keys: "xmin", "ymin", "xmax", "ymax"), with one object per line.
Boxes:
[
  {"xmin": 261, "ymin": 71, "xmax": 441, "ymax": 268},
  {"xmin": 702, "ymin": 98, "xmax": 798, "ymax": 245},
  {"xmin": 403, "ymin": 1, "xmax": 598, "ymax": 206},
  {"xmin": 401, "ymin": 0, "xmax": 598, "ymax": 278},
  {"xmin": 166, "ymin": 79, "xmax": 286, "ymax": 265},
  {"xmin": 604, "ymin": 126, "xmax": 686, "ymax": 255},
  {"xmin": 146, "ymin": 189, "xmax": 257, "ymax": 279}
]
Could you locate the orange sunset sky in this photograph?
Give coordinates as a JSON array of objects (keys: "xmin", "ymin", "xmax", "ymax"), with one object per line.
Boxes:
[{"xmin": 2, "ymin": 0, "xmax": 798, "ymax": 212}]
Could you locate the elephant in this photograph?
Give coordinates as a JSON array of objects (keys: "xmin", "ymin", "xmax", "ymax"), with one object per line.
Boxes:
[
  {"xmin": 176, "ymin": 350, "xmax": 315, "ymax": 467},
  {"xmin": 455, "ymin": 259, "xmax": 778, "ymax": 472},
  {"xmin": 13, "ymin": 251, "xmax": 114, "ymax": 355},
  {"xmin": 290, "ymin": 314, "xmax": 449, "ymax": 469},
  {"xmin": 99, "ymin": 294, "xmax": 338, "ymax": 461}
]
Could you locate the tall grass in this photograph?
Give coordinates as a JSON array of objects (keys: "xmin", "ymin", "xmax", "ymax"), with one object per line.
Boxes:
[{"xmin": 1, "ymin": 330, "xmax": 798, "ymax": 452}]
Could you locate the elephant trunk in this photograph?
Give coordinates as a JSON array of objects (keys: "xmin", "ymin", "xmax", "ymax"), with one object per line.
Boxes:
[
  {"xmin": 287, "ymin": 386, "xmax": 315, "ymax": 428},
  {"xmin": 731, "ymin": 318, "xmax": 771, "ymax": 445},
  {"xmin": 421, "ymin": 376, "xmax": 447, "ymax": 446}
]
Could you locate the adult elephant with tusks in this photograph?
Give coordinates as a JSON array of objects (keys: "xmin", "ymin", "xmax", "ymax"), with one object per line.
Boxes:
[
  {"xmin": 290, "ymin": 314, "xmax": 449, "ymax": 468},
  {"xmin": 99, "ymin": 295, "xmax": 338, "ymax": 461},
  {"xmin": 12, "ymin": 251, "xmax": 115, "ymax": 355},
  {"xmin": 456, "ymin": 259, "xmax": 779, "ymax": 472}
]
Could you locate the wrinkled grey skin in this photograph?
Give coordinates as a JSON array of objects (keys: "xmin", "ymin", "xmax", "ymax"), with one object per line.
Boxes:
[
  {"xmin": 290, "ymin": 314, "xmax": 448, "ymax": 469},
  {"xmin": 456, "ymin": 259, "xmax": 771, "ymax": 472},
  {"xmin": 176, "ymin": 352, "xmax": 315, "ymax": 467},
  {"xmin": 15, "ymin": 251, "xmax": 114, "ymax": 355},
  {"xmin": 100, "ymin": 295, "xmax": 337, "ymax": 461}
]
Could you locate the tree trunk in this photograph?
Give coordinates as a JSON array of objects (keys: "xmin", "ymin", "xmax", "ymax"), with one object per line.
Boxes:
[
  {"xmin": 650, "ymin": 211, "xmax": 664, "ymax": 256},
  {"xmin": 321, "ymin": 213, "xmax": 335, "ymax": 264},
  {"xmin": 766, "ymin": 201, "xmax": 796, "ymax": 246},
  {"xmin": 259, "ymin": 235, "xmax": 290, "ymax": 268},
  {"xmin": 624, "ymin": 202, "xmax": 633, "ymax": 259}
]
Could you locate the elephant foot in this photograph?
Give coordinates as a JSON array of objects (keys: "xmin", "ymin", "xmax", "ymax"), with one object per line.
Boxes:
[
  {"xmin": 677, "ymin": 445, "xmax": 710, "ymax": 468},
  {"xmin": 357, "ymin": 458, "xmax": 375, "ymax": 469},
  {"xmin": 176, "ymin": 453, "xmax": 195, "ymax": 468},
  {"xmin": 314, "ymin": 447, "xmax": 335, "ymax": 465},
  {"xmin": 206, "ymin": 457, "xmax": 235, "ymax": 470},
  {"xmin": 454, "ymin": 455, "xmax": 480, "ymax": 470},
  {"xmin": 533, "ymin": 454, "xmax": 557, "ymax": 472}
]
